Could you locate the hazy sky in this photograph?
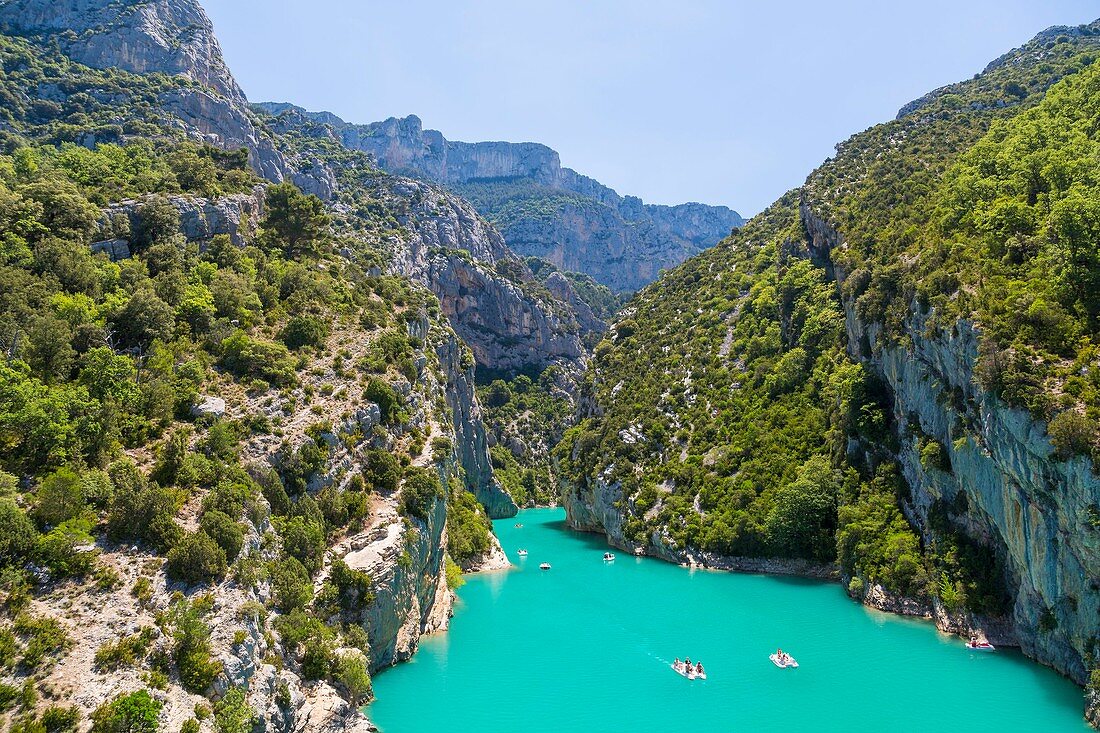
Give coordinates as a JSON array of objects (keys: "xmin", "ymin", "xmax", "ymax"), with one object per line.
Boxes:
[{"xmin": 203, "ymin": 1, "xmax": 1098, "ymax": 216}]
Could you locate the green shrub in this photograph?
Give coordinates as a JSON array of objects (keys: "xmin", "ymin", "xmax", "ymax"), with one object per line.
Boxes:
[
  {"xmin": 173, "ymin": 602, "xmax": 221, "ymax": 694},
  {"xmin": 199, "ymin": 510, "xmax": 244, "ymax": 562},
  {"xmin": 329, "ymin": 559, "xmax": 374, "ymax": 611},
  {"xmin": 270, "ymin": 556, "xmax": 312, "ymax": 613},
  {"xmin": 362, "ymin": 449, "xmax": 400, "ymax": 494},
  {"xmin": 219, "ymin": 332, "xmax": 296, "ymax": 386},
  {"xmin": 300, "ymin": 638, "xmax": 332, "ymax": 680},
  {"xmin": 14, "ymin": 613, "xmax": 70, "ymax": 669},
  {"xmin": 90, "ymin": 690, "xmax": 161, "ymax": 733},
  {"xmin": 279, "ymin": 516, "xmax": 325, "ymax": 574},
  {"xmin": 212, "ymin": 687, "xmax": 256, "ymax": 733},
  {"xmin": 279, "ymin": 315, "xmax": 329, "ymax": 350},
  {"xmin": 37, "ymin": 518, "xmax": 97, "ymax": 577},
  {"xmin": 334, "ymin": 652, "xmax": 371, "ymax": 704},
  {"xmin": 166, "ymin": 532, "xmax": 227, "ymax": 585},
  {"xmin": 398, "ymin": 467, "xmax": 441, "ymax": 521},
  {"xmin": 0, "ymin": 501, "xmax": 39, "ymax": 568},
  {"xmin": 446, "ymin": 488, "xmax": 491, "ymax": 564},
  {"xmin": 33, "ymin": 467, "xmax": 86, "ymax": 527},
  {"xmin": 40, "ymin": 705, "xmax": 81, "ymax": 732},
  {"xmin": 1048, "ymin": 410, "xmax": 1096, "ymax": 459},
  {"xmin": 364, "ymin": 379, "xmax": 400, "ymax": 424}
]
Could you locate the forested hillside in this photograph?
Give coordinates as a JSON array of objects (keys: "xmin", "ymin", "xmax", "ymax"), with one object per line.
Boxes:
[
  {"xmin": 561, "ymin": 19, "xmax": 1100, "ymax": 723},
  {"xmin": 0, "ymin": 9, "xmax": 509, "ymax": 732}
]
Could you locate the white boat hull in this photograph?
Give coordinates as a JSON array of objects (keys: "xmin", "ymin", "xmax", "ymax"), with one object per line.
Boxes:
[
  {"xmin": 770, "ymin": 653, "xmax": 798, "ymax": 669},
  {"xmin": 966, "ymin": 643, "xmax": 995, "ymax": 652},
  {"xmin": 671, "ymin": 663, "xmax": 706, "ymax": 680}
]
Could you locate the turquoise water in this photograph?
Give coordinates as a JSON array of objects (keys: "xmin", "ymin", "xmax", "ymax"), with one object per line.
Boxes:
[{"xmin": 368, "ymin": 508, "xmax": 1087, "ymax": 732}]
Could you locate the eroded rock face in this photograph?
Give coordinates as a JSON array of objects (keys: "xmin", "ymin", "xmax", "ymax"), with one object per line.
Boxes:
[
  {"xmin": 819, "ymin": 203, "xmax": 1100, "ymax": 686},
  {"xmin": 368, "ymin": 176, "xmax": 588, "ymax": 374},
  {"xmin": 0, "ymin": 0, "xmax": 289, "ymax": 180},
  {"xmin": 258, "ymin": 107, "xmax": 743, "ymax": 292},
  {"xmin": 432, "ymin": 326, "xmax": 518, "ymax": 519},
  {"xmin": 0, "ymin": 0, "xmax": 244, "ymax": 101},
  {"xmin": 95, "ymin": 185, "xmax": 266, "ymax": 256}
]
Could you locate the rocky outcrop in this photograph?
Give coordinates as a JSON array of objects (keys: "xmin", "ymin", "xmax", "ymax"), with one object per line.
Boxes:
[
  {"xmin": 257, "ymin": 106, "xmax": 743, "ymax": 292},
  {"xmin": 0, "ymin": 0, "xmax": 243, "ymax": 102},
  {"xmin": 364, "ymin": 176, "xmax": 587, "ymax": 374},
  {"xmin": 432, "ymin": 325, "xmax": 518, "ymax": 519},
  {"xmin": 0, "ymin": 0, "xmax": 289, "ymax": 180},
  {"xmin": 93, "ymin": 186, "xmax": 266, "ymax": 258},
  {"xmin": 800, "ymin": 200, "xmax": 1100, "ymax": 687}
]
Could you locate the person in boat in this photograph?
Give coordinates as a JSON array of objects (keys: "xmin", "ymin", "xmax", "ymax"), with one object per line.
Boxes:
[
  {"xmin": 674, "ymin": 658, "xmax": 681, "ymax": 669},
  {"xmin": 696, "ymin": 662, "xmax": 704, "ymax": 675},
  {"xmin": 684, "ymin": 657, "xmax": 691, "ymax": 670}
]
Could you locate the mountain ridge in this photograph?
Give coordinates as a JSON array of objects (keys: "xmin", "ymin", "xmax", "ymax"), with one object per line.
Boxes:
[{"xmin": 257, "ymin": 103, "xmax": 744, "ymax": 292}]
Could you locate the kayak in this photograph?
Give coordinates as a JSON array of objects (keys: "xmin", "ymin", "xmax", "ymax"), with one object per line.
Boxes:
[
  {"xmin": 517, "ymin": 549, "xmax": 528, "ymax": 556},
  {"xmin": 770, "ymin": 653, "xmax": 798, "ymax": 669},
  {"xmin": 603, "ymin": 552, "xmax": 616, "ymax": 561},
  {"xmin": 539, "ymin": 562, "xmax": 551, "ymax": 570},
  {"xmin": 966, "ymin": 641, "xmax": 995, "ymax": 652}
]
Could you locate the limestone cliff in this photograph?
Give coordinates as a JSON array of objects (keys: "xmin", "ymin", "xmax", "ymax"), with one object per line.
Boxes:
[
  {"xmin": 806, "ymin": 204, "xmax": 1100, "ymax": 686},
  {"xmin": 260, "ymin": 105, "xmax": 591, "ymax": 376},
  {"xmin": 0, "ymin": 0, "xmax": 289, "ymax": 179},
  {"xmin": 257, "ymin": 106, "xmax": 743, "ymax": 292}
]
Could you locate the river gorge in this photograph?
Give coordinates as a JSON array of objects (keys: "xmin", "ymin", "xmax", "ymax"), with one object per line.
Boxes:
[{"xmin": 369, "ymin": 509, "xmax": 1087, "ymax": 732}]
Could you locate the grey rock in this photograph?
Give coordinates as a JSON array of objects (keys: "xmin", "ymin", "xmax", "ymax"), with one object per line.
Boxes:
[
  {"xmin": 98, "ymin": 186, "xmax": 265, "ymax": 251},
  {"xmin": 89, "ymin": 238, "xmax": 130, "ymax": 261},
  {"xmin": 0, "ymin": 0, "xmax": 289, "ymax": 180},
  {"xmin": 256, "ymin": 107, "xmax": 743, "ymax": 292},
  {"xmin": 190, "ymin": 395, "xmax": 225, "ymax": 418}
]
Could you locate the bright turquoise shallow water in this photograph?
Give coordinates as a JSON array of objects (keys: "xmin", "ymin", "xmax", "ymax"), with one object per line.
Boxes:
[{"xmin": 368, "ymin": 508, "xmax": 1087, "ymax": 732}]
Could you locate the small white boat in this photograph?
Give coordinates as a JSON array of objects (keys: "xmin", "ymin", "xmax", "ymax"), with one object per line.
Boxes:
[
  {"xmin": 539, "ymin": 562, "xmax": 551, "ymax": 570},
  {"xmin": 671, "ymin": 661, "xmax": 707, "ymax": 680},
  {"xmin": 966, "ymin": 640, "xmax": 995, "ymax": 652},
  {"xmin": 517, "ymin": 549, "xmax": 528, "ymax": 556},
  {"xmin": 770, "ymin": 653, "xmax": 798, "ymax": 669},
  {"xmin": 603, "ymin": 552, "xmax": 615, "ymax": 562}
]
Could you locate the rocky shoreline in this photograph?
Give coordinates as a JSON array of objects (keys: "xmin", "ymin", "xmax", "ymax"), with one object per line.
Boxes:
[{"xmin": 568, "ymin": 521, "xmax": 1030, "ymax": 657}]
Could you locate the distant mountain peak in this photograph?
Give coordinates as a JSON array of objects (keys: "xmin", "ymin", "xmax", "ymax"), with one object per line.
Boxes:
[{"xmin": 258, "ymin": 103, "xmax": 744, "ymax": 291}]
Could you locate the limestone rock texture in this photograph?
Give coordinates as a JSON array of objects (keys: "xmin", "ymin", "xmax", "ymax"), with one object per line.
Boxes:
[
  {"xmin": 357, "ymin": 174, "xmax": 590, "ymax": 376},
  {"xmin": 803, "ymin": 203, "xmax": 1100, "ymax": 687},
  {"xmin": 257, "ymin": 106, "xmax": 743, "ymax": 292},
  {"xmin": 98, "ymin": 185, "xmax": 266, "ymax": 253},
  {"xmin": 0, "ymin": 0, "xmax": 289, "ymax": 179}
]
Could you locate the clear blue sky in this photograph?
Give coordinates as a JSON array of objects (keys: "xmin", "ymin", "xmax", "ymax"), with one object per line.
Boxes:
[{"xmin": 203, "ymin": 0, "xmax": 1098, "ymax": 216}]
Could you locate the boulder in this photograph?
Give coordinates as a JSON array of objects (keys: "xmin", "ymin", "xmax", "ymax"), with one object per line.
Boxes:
[{"xmin": 190, "ymin": 395, "xmax": 226, "ymax": 418}]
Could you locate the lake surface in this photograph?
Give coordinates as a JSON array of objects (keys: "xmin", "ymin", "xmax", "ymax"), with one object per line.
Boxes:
[{"xmin": 368, "ymin": 508, "xmax": 1087, "ymax": 732}]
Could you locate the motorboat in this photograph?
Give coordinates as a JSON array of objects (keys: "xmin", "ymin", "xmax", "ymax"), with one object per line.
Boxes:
[
  {"xmin": 671, "ymin": 661, "xmax": 707, "ymax": 680},
  {"xmin": 539, "ymin": 562, "xmax": 551, "ymax": 570},
  {"xmin": 603, "ymin": 552, "xmax": 616, "ymax": 561},
  {"xmin": 517, "ymin": 549, "xmax": 528, "ymax": 556},
  {"xmin": 770, "ymin": 652, "xmax": 798, "ymax": 669},
  {"xmin": 966, "ymin": 640, "xmax": 995, "ymax": 652}
]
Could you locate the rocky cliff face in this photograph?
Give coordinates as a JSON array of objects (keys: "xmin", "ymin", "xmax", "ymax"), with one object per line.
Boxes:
[
  {"xmin": 802, "ymin": 205, "xmax": 1100, "ymax": 686},
  {"xmin": 0, "ymin": 0, "xmax": 289, "ymax": 179},
  {"xmin": 0, "ymin": 0, "xmax": 243, "ymax": 101},
  {"xmin": 259, "ymin": 104, "xmax": 592, "ymax": 376},
  {"xmin": 352, "ymin": 175, "xmax": 589, "ymax": 375},
  {"xmin": 259, "ymin": 107, "xmax": 743, "ymax": 292}
]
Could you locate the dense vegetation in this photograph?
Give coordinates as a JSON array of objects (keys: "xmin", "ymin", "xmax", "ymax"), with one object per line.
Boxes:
[
  {"xmin": 478, "ymin": 367, "xmax": 574, "ymax": 506},
  {"xmin": 0, "ymin": 30, "xmax": 497, "ymax": 727},
  {"xmin": 562, "ymin": 24, "xmax": 1100, "ymax": 624}
]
